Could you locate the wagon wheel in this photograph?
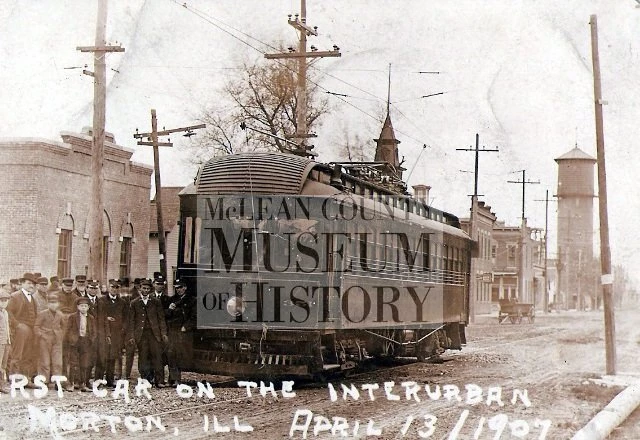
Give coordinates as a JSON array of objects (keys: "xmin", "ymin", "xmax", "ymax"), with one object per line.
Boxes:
[{"xmin": 509, "ymin": 315, "xmax": 518, "ymax": 324}]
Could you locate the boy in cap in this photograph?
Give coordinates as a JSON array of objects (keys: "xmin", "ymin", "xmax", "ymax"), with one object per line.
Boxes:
[
  {"xmin": 65, "ymin": 296, "xmax": 96, "ymax": 392},
  {"xmin": 34, "ymin": 293, "xmax": 65, "ymax": 385},
  {"xmin": 34, "ymin": 277, "xmax": 50, "ymax": 313},
  {"xmin": 0, "ymin": 289, "xmax": 11, "ymax": 391}
]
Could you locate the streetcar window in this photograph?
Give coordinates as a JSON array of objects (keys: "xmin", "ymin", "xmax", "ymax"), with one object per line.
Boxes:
[
  {"xmin": 193, "ymin": 217, "xmax": 202, "ymax": 264},
  {"xmin": 183, "ymin": 217, "xmax": 193, "ymax": 264}
]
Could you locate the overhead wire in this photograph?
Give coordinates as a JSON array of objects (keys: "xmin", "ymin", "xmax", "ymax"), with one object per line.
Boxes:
[{"xmin": 170, "ymin": 0, "xmax": 443, "ymax": 153}]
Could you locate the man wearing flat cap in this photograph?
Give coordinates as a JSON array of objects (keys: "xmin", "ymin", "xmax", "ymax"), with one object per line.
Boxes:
[
  {"xmin": 49, "ymin": 276, "xmax": 60, "ymax": 291},
  {"xmin": 152, "ymin": 274, "xmax": 170, "ymax": 310},
  {"xmin": 165, "ymin": 279, "xmax": 196, "ymax": 386},
  {"xmin": 85, "ymin": 279, "xmax": 100, "ymax": 317},
  {"xmin": 7, "ymin": 273, "xmax": 39, "ymax": 379},
  {"xmin": 34, "ymin": 293, "xmax": 64, "ymax": 384},
  {"xmin": 97, "ymin": 279, "xmax": 129, "ymax": 387},
  {"xmin": 71, "ymin": 275, "xmax": 87, "ymax": 298}
]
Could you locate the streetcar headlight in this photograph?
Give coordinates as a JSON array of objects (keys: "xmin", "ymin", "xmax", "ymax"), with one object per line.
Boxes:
[{"xmin": 226, "ymin": 296, "xmax": 246, "ymax": 317}]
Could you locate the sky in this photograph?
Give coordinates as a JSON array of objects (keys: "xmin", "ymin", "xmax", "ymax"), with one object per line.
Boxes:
[{"xmin": 1, "ymin": 0, "xmax": 640, "ymax": 285}]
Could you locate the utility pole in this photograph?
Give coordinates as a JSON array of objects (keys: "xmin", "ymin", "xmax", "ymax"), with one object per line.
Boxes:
[
  {"xmin": 535, "ymin": 190, "xmax": 557, "ymax": 314},
  {"xmin": 457, "ymin": 133, "xmax": 498, "ymax": 322},
  {"xmin": 456, "ymin": 133, "xmax": 499, "ymax": 199},
  {"xmin": 590, "ymin": 14, "xmax": 616, "ymax": 375},
  {"xmin": 507, "ymin": 170, "xmax": 540, "ymax": 302},
  {"xmin": 77, "ymin": 0, "xmax": 124, "ymax": 281},
  {"xmin": 134, "ymin": 112, "xmax": 205, "ymax": 280},
  {"xmin": 265, "ymin": 0, "xmax": 340, "ymax": 156}
]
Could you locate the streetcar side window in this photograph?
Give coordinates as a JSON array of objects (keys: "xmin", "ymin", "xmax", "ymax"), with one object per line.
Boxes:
[
  {"xmin": 193, "ymin": 217, "xmax": 202, "ymax": 264},
  {"xmin": 183, "ymin": 217, "xmax": 193, "ymax": 264}
]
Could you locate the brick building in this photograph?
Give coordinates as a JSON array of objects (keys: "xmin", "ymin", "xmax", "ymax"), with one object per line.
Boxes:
[
  {"xmin": 491, "ymin": 220, "xmax": 545, "ymax": 305},
  {"xmin": 0, "ymin": 128, "xmax": 153, "ymax": 282},
  {"xmin": 460, "ymin": 199, "xmax": 497, "ymax": 318}
]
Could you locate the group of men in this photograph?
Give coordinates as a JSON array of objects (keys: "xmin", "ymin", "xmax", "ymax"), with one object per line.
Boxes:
[{"xmin": 0, "ymin": 272, "xmax": 196, "ymax": 392}]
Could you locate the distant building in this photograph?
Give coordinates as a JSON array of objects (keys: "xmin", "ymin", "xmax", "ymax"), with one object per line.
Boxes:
[
  {"xmin": 491, "ymin": 220, "xmax": 545, "ymax": 305},
  {"xmin": 555, "ymin": 146, "xmax": 597, "ymax": 310},
  {"xmin": 148, "ymin": 187, "xmax": 183, "ymax": 294},
  {"xmin": 0, "ymin": 128, "xmax": 153, "ymax": 282},
  {"xmin": 460, "ymin": 199, "xmax": 497, "ymax": 317}
]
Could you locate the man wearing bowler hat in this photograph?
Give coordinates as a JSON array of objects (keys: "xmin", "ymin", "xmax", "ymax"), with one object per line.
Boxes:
[{"xmin": 7, "ymin": 273, "xmax": 39, "ymax": 379}]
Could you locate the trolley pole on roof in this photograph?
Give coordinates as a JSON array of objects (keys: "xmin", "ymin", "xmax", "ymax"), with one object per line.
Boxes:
[
  {"xmin": 77, "ymin": 0, "xmax": 125, "ymax": 282},
  {"xmin": 590, "ymin": 14, "xmax": 616, "ymax": 375},
  {"xmin": 134, "ymin": 112, "xmax": 205, "ymax": 280},
  {"xmin": 456, "ymin": 134, "xmax": 498, "ymax": 322}
]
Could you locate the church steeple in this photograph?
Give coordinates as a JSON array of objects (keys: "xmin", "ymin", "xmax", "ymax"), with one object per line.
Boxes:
[
  {"xmin": 374, "ymin": 64, "xmax": 403, "ymax": 179},
  {"xmin": 374, "ymin": 112, "xmax": 401, "ymax": 169}
]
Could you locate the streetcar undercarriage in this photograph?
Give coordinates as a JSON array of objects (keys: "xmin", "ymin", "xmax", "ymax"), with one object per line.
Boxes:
[{"xmin": 191, "ymin": 325, "xmax": 466, "ymax": 379}]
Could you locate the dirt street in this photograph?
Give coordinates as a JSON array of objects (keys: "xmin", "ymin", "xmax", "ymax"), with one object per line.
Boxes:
[{"xmin": 1, "ymin": 305, "xmax": 638, "ymax": 440}]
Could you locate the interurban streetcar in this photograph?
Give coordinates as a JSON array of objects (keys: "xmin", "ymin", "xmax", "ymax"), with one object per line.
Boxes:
[{"xmin": 176, "ymin": 152, "xmax": 473, "ymax": 378}]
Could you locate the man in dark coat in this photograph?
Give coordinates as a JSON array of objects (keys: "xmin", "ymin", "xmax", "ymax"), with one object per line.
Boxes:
[
  {"xmin": 152, "ymin": 274, "xmax": 171, "ymax": 310},
  {"xmin": 97, "ymin": 280, "xmax": 128, "ymax": 386},
  {"xmin": 127, "ymin": 279, "xmax": 168, "ymax": 387},
  {"xmin": 7, "ymin": 273, "xmax": 38, "ymax": 379},
  {"xmin": 84, "ymin": 279, "xmax": 101, "ymax": 381},
  {"xmin": 116, "ymin": 286, "xmax": 135, "ymax": 380},
  {"xmin": 165, "ymin": 279, "xmax": 196, "ymax": 386}
]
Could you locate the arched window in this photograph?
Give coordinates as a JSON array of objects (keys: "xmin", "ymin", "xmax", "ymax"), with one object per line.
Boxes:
[
  {"xmin": 119, "ymin": 222, "xmax": 134, "ymax": 278},
  {"xmin": 57, "ymin": 213, "xmax": 74, "ymax": 278}
]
